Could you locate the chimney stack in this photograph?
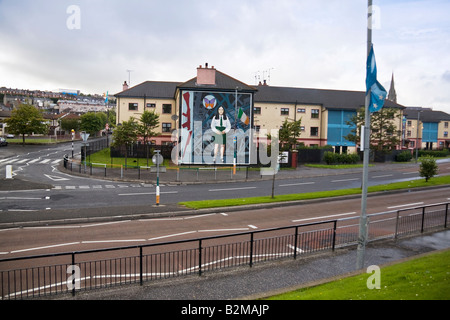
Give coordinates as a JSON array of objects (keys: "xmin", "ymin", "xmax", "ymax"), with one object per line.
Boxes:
[
  {"xmin": 197, "ymin": 63, "xmax": 216, "ymax": 85},
  {"xmin": 123, "ymin": 81, "xmax": 129, "ymax": 91}
]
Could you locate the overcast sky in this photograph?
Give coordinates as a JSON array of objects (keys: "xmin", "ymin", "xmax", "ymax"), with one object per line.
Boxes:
[{"xmin": 0, "ymin": 0, "xmax": 449, "ymax": 114}]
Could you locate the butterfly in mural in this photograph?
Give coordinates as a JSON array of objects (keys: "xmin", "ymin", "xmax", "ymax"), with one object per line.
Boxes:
[{"xmin": 203, "ymin": 95, "xmax": 216, "ymax": 109}]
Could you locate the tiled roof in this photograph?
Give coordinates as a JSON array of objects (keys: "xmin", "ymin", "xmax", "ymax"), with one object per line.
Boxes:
[
  {"xmin": 254, "ymin": 85, "xmax": 405, "ymax": 110},
  {"xmin": 114, "ymin": 70, "xmax": 408, "ymax": 111},
  {"xmin": 404, "ymin": 107, "xmax": 450, "ymax": 122},
  {"xmin": 177, "ymin": 70, "xmax": 257, "ymax": 92},
  {"xmin": 114, "ymin": 81, "xmax": 181, "ymax": 99}
]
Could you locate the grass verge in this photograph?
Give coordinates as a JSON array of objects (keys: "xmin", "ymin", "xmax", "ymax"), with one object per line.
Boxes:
[
  {"xmin": 266, "ymin": 249, "xmax": 450, "ymax": 300},
  {"xmin": 179, "ymin": 175, "xmax": 450, "ymax": 209}
]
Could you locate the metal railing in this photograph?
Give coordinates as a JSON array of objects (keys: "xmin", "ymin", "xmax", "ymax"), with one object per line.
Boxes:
[{"xmin": 1, "ymin": 202, "xmax": 448, "ymax": 300}]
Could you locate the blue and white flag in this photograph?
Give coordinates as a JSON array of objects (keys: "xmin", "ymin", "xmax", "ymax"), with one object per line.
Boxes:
[{"xmin": 366, "ymin": 45, "xmax": 387, "ymax": 112}]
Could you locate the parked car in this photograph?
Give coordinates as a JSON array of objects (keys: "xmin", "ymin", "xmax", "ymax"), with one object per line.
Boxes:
[
  {"xmin": 6, "ymin": 134, "xmax": 14, "ymax": 138},
  {"xmin": 0, "ymin": 137, "xmax": 8, "ymax": 146}
]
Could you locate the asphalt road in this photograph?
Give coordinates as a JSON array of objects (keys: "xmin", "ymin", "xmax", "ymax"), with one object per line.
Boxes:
[{"xmin": 2, "ymin": 142, "xmax": 450, "ymax": 228}]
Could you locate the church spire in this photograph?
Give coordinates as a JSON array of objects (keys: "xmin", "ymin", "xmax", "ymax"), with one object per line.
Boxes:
[{"xmin": 388, "ymin": 73, "xmax": 397, "ymax": 103}]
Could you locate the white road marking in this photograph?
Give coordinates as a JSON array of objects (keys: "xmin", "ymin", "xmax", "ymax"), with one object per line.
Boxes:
[
  {"xmin": 148, "ymin": 231, "xmax": 197, "ymax": 241},
  {"xmin": 331, "ymin": 178, "xmax": 359, "ymax": 183},
  {"xmin": 44, "ymin": 174, "xmax": 70, "ymax": 181},
  {"xmin": 292, "ymin": 212, "xmax": 357, "ymax": 223},
  {"xmin": 82, "ymin": 239, "xmax": 145, "ymax": 244},
  {"xmin": 279, "ymin": 182, "xmax": 315, "ymax": 187},
  {"xmin": 248, "ymin": 225, "xmax": 258, "ymax": 229},
  {"xmin": 209, "ymin": 187, "xmax": 257, "ymax": 192},
  {"xmin": 287, "ymin": 244, "xmax": 304, "ymax": 253},
  {"xmin": 10, "ymin": 242, "xmax": 80, "ymax": 254},
  {"xmin": 118, "ymin": 191, "xmax": 178, "ymax": 196},
  {"xmin": 372, "ymin": 174, "xmax": 393, "ymax": 178},
  {"xmin": 198, "ymin": 228, "xmax": 249, "ymax": 233},
  {"xmin": 387, "ymin": 202, "xmax": 424, "ymax": 209}
]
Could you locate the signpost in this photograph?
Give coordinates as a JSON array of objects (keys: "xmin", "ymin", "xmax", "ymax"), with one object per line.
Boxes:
[
  {"xmin": 71, "ymin": 129, "xmax": 75, "ymax": 158},
  {"xmin": 152, "ymin": 150, "xmax": 163, "ymax": 206},
  {"xmin": 81, "ymin": 131, "xmax": 90, "ymax": 172}
]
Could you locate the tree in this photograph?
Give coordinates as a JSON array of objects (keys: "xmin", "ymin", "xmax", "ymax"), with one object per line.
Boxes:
[
  {"xmin": 419, "ymin": 157, "xmax": 438, "ymax": 182},
  {"xmin": 61, "ymin": 118, "xmax": 80, "ymax": 133},
  {"xmin": 111, "ymin": 117, "xmax": 139, "ymax": 167},
  {"xmin": 345, "ymin": 107, "xmax": 401, "ymax": 153},
  {"xmin": 138, "ymin": 110, "xmax": 160, "ymax": 144},
  {"xmin": 4, "ymin": 104, "xmax": 48, "ymax": 145},
  {"xmin": 138, "ymin": 110, "xmax": 160, "ymax": 166},
  {"xmin": 80, "ymin": 112, "xmax": 106, "ymax": 136},
  {"xmin": 278, "ymin": 118, "xmax": 302, "ymax": 151}
]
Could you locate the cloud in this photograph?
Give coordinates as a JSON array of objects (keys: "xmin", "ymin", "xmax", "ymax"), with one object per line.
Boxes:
[{"xmin": 0, "ymin": 0, "xmax": 449, "ymax": 113}]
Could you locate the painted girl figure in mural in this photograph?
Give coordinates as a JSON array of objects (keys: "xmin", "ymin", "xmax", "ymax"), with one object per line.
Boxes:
[{"xmin": 211, "ymin": 106, "xmax": 231, "ymax": 163}]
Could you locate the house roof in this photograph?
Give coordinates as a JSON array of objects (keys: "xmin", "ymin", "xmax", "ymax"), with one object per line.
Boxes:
[
  {"xmin": 114, "ymin": 68, "xmax": 408, "ymax": 111},
  {"xmin": 114, "ymin": 81, "xmax": 181, "ymax": 99},
  {"xmin": 176, "ymin": 70, "xmax": 257, "ymax": 92},
  {"xmin": 403, "ymin": 107, "xmax": 450, "ymax": 122},
  {"xmin": 253, "ymin": 85, "xmax": 406, "ymax": 110}
]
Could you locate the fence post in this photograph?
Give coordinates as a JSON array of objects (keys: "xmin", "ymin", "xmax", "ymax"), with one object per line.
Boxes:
[
  {"xmin": 293, "ymin": 226, "xmax": 299, "ymax": 259},
  {"xmin": 198, "ymin": 239, "xmax": 202, "ymax": 276},
  {"xmin": 421, "ymin": 206, "xmax": 426, "ymax": 233},
  {"xmin": 139, "ymin": 246, "xmax": 143, "ymax": 286},
  {"xmin": 249, "ymin": 233, "xmax": 254, "ymax": 268},
  {"xmin": 71, "ymin": 253, "xmax": 76, "ymax": 297},
  {"xmin": 395, "ymin": 210, "xmax": 400, "ymax": 239},
  {"xmin": 445, "ymin": 203, "xmax": 448, "ymax": 229},
  {"xmin": 332, "ymin": 220, "xmax": 337, "ymax": 251}
]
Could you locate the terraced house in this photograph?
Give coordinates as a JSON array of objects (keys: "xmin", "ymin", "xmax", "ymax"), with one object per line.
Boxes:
[{"xmin": 114, "ymin": 64, "xmax": 449, "ymax": 161}]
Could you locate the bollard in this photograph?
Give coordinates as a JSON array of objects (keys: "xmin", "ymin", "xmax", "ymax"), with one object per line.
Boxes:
[{"xmin": 6, "ymin": 165, "xmax": 12, "ymax": 179}]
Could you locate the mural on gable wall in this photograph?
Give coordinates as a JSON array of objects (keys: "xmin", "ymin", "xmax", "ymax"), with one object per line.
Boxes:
[{"xmin": 179, "ymin": 90, "xmax": 253, "ymax": 165}]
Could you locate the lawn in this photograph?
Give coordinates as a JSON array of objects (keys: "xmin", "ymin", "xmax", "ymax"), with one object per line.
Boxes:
[
  {"xmin": 267, "ymin": 249, "xmax": 450, "ymax": 300},
  {"xmin": 179, "ymin": 175, "xmax": 450, "ymax": 209}
]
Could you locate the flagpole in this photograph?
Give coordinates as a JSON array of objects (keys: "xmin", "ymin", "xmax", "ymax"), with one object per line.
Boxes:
[{"xmin": 356, "ymin": 0, "xmax": 373, "ymax": 270}]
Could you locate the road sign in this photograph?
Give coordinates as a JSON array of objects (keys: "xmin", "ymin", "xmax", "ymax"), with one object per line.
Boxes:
[
  {"xmin": 152, "ymin": 154, "xmax": 163, "ymax": 165},
  {"xmin": 81, "ymin": 131, "xmax": 90, "ymax": 142}
]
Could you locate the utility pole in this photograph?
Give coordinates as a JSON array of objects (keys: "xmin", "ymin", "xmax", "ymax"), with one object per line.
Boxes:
[{"xmin": 356, "ymin": 0, "xmax": 373, "ymax": 270}]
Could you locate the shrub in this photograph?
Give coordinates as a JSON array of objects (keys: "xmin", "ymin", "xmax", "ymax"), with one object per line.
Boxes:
[
  {"xmin": 418, "ymin": 149, "xmax": 449, "ymax": 158},
  {"xmin": 323, "ymin": 151, "xmax": 359, "ymax": 165},
  {"xmin": 395, "ymin": 151, "xmax": 413, "ymax": 162},
  {"xmin": 419, "ymin": 157, "xmax": 438, "ymax": 182}
]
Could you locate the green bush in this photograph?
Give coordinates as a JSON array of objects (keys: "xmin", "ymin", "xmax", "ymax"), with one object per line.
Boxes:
[
  {"xmin": 419, "ymin": 157, "xmax": 438, "ymax": 182},
  {"xmin": 323, "ymin": 151, "xmax": 360, "ymax": 165},
  {"xmin": 395, "ymin": 151, "xmax": 413, "ymax": 162},
  {"xmin": 418, "ymin": 149, "xmax": 449, "ymax": 158}
]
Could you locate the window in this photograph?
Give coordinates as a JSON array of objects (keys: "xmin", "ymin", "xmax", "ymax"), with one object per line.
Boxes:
[
  {"xmin": 445, "ymin": 122, "xmax": 449, "ymax": 128},
  {"xmin": 407, "ymin": 130, "xmax": 412, "ymax": 137},
  {"xmin": 254, "ymin": 125, "xmax": 260, "ymax": 132},
  {"xmin": 128, "ymin": 103, "xmax": 138, "ymax": 111},
  {"xmin": 445, "ymin": 131, "xmax": 448, "ymax": 138},
  {"xmin": 281, "ymin": 108, "xmax": 289, "ymax": 116},
  {"xmin": 162, "ymin": 123, "xmax": 172, "ymax": 133},
  {"xmin": 297, "ymin": 108, "xmax": 305, "ymax": 113},
  {"xmin": 310, "ymin": 127, "xmax": 319, "ymax": 136},
  {"xmin": 146, "ymin": 103, "xmax": 156, "ymax": 108},
  {"xmin": 254, "ymin": 107, "xmax": 261, "ymax": 115},
  {"xmin": 407, "ymin": 120, "xmax": 412, "ymax": 127},
  {"xmin": 311, "ymin": 109, "xmax": 319, "ymax": 119},
  {"xmin": 162, "ymin": 104, "xmax": 172, "ymax": 114}
]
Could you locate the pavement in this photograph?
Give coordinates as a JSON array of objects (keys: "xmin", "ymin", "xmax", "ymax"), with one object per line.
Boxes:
[
  {"xmin": 42, "ymin": 230, "xmax": 450, "ymax": 303},
  {"xmin": 2, "ymin": 143, "xmax": 450, "ymax": 304}
]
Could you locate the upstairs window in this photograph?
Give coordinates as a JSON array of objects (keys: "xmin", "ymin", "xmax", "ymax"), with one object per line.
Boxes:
[
  {"xmin": 128, "ymin": 103, "xmax": 138, "ymax": 111},
  {"xmin": 162, "ymin": 104, "xmax": 172, "ymax": 114}
]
